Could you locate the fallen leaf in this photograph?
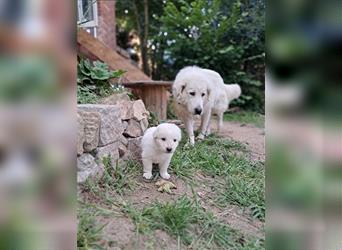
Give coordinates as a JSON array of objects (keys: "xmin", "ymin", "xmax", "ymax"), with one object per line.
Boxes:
[{"xmin": 155, "ymin": 180, "xmax": 177, "ymax": 194}]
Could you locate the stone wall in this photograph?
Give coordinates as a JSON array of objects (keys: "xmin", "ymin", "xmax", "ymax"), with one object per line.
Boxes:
[{"xmin": 77, "ymin": 94, "xmax": 149, "ymax": 183}]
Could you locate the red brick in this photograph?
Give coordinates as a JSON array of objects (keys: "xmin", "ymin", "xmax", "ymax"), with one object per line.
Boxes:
[{"xmin": 97, "ymin": 0, "xmax": 116, "ymax": 50}]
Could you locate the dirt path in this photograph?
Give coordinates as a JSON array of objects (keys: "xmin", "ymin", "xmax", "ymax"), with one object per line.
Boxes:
[
  {"xmin": 217, "ymin": 121, "xmax": 265, "ymax": 162},
  {"xmin": 190, "ymin": 118, "xmax": 265, "ymax": 162}
]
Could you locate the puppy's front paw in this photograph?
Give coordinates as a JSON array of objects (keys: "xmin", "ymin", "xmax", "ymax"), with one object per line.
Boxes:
[
  {"xmin": 188, "ymin": 136, "xmax": 195, "ymax": 146},
  {"xmin": 143, "ymin": 172, "xmax": 152, "ymax": 179},
  {"xmin": 160, "ymin": 172, "xmax": 170, "ymax": 180},
  {"xmin": 196, "ymin": 133, "xmax": 205, "ymax": 140}
]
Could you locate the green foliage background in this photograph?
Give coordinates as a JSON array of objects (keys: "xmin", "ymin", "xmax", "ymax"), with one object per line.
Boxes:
[{"xmin": 116, "ymin": 0, "xmax": 265, "ymax": 112}]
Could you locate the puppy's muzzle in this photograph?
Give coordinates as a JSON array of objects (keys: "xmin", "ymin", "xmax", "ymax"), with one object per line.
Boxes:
[{"xmin": 166, "ymin": 147, "xmax": 172, "ymax": 153}]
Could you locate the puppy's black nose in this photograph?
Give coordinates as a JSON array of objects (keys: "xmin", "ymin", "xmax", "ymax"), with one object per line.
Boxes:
[
  {"xmin": 166, "ymin": 147, "xmax": 172, "ymax": 152},
  {"xmin": 194, "ymin": 107, "xmax": 202, "ymax": 115}
]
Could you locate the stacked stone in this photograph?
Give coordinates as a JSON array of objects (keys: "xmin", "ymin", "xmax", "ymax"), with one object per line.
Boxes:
[{"xmin": 77, "ymin": 93, "xmax": 149, "ymax": 183}]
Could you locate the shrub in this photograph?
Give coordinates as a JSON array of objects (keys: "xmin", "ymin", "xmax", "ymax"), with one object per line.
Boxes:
[
  {"xmin": 153, "ymin": 0, "xmax": 265, "ymax": 112},
  {"xmin": 77, "ymin": 58, "xmax": 126, "ymax": 104}
]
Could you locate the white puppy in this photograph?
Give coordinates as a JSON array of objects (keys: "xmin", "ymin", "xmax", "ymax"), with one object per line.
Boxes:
[
  {"xmin": 141, "ymin": 123, "xmax": 182, "ymax": 180},
  {"xmin": 173, "ymin": 66, "xmax": 241, "ymax": 145}
]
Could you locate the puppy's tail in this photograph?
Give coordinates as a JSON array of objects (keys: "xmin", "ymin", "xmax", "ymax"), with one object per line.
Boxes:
[{"xmin": 224, "ymin": 84, "xmax": 241, "ymax": 101}]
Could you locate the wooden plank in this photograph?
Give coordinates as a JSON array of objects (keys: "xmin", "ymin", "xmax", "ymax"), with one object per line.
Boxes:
[{"xmin": 121, "ymin": 81, "xmax": 173, "ymax": 88}]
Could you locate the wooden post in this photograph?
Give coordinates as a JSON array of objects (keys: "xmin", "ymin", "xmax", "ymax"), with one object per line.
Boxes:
[{"xmin": 141, "ymin": 86, "xmax": 168, "ymax": 120}]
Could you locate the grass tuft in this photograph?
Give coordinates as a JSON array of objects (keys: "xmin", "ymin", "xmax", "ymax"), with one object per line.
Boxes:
[
  {"xmin": 224, "ymin": 111, "xmax": 264, "ymax": 128},
  {"xmin": 171, "ymin": 134, "xmax": 247, "ymax": 179},
  {"xmin": 77, "ymin": 206, "xmax": 106, "ymax": 250},
  {"xmin": 213, "ymin": 161, "xmax": 265, "ymax": 221},
  {"xmin": 80, "ymin": 158, "xmax": 141, "ymax": 207},
  {"xmin": 123, "ymin": 196, "xmax": 263, "ymax": 249}
]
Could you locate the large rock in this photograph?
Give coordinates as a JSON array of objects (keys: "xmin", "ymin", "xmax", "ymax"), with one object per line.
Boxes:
[
  {"xmin": 77, "ymin": 114, "xmax": 85, "ymax": 155},
  {"xmin": 77, "ymin": 153, "xmax": 102, "ymax": 183},
  {"xmin": 118, "ymin": 135, "xmax": 128, "ymax": 158},
  {"xmin": 97, "ymin": 142, "xmax": 120, "ymax": 168},
  {"xmin": 78, "ymin": 105, "xmax": 124, "ymax": 146},
  {"xmin": 123, "ymin": 119, "xmax": 143, "ymax": 138},
  {"xmin": 100, "ymin": 92, "xmax": 130, "ymax": 105},
  {"xmin": 79, "ymin": 111, "xmax": 100, "ymax": 152},
  {"xmin": 119, "ymin": 100, "xmax": 149, "ymax": 121},
  {"xmin": 140, "ymin": 117, "xmax": 149, "ymax": 132},
  {"xmin": 123, "ymin": 137, "xmax": 142, "ymax": 161},
  {"xmin": 122, "ymin": 120, "xmax": 128, "ymax": 130},
  {"xmin": 119, "ymin": 134, "xmax": 128, "ymax": 146},
  {"xmin": 118, "ymin": 143, "xmax": 127, "ymax": 158}
]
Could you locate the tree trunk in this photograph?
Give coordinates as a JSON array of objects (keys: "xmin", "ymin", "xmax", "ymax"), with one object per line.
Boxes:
[
  {"xmin": 132, "ymin": 0, "xmax": 150, "ymax": 76},
  {"xmin": 141, "ymin": 0, "xmax": 150, "ymax": 76}
]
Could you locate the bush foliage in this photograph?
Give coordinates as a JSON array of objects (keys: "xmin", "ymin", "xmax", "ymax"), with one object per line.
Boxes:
[
  {"xmin": 116, "ymin": 0, "xmax": 265, "ymax": 112},
  {"xmin": 157, "ymin": 0, "xmax": 264, "ymax": 112}
]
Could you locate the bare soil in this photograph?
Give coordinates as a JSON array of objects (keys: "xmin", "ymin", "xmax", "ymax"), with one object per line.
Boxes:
[{"xmin": 216, "ymin": 121, "xmax": 265, "ymax": 162}]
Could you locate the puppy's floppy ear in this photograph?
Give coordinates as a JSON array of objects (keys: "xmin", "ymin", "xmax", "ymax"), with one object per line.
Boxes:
[
  {"xmin": 207, "ymin": 87, "xmax": 211, "ymax": 101},
  {"xmin": 173, "ymin": 82, "xmax": 186, "ymax": 104},
  {"xmin": 153, "ymin": 127, "xmax": 159, "ymax": 140},
  {"xmin": 180, "ymin": 84, "xmax": 186, "ymax": 93}
]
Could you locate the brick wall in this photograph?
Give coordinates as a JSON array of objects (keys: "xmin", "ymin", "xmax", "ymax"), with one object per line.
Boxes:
[{"xmin": 97, "ymin": 0, "xmax": 116, "ymax": 50}]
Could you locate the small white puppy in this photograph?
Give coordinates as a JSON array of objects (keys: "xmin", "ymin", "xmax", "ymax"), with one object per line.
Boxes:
[{"xmin": 141, "ymin": 123, "xmax": 182, "ymax": 180}]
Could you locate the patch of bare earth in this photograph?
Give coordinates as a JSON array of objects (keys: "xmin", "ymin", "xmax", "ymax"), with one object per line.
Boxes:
[
  {"xmin": 126, "ymin": 175, "xmax": 190, "ymax": 209},
  {"xmin": 217, "ymin": 121, "xmax": 265, "ymax": 162},
  {"xmin": 97, "ymin": 216, "xmax": 179, "ymax": 249}
]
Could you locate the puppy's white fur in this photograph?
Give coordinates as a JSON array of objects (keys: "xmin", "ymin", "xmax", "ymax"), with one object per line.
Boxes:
[
  {"xmin": 141, "ymin": 123, "xmax": 181, "ymax": 179},
  {"xmin": 173, "ymin": 66, "xmax": 241, "ymax": 145}
]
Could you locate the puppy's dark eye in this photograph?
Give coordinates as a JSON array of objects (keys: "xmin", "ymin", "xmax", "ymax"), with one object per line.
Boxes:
[
  {"xmin": 201, "ymin": 93, "xmax": 205, "ymax": 97},
  {"xmin": 189, "ymin": 92, "xmax": 195, "ymax": 96},
  {"xmin": 173, "ymin": 139, "xmax": 177, "ymax": 142},
  {"xmin": 161, "ymin": 138, "xmax": 166, "ymax": 141}
]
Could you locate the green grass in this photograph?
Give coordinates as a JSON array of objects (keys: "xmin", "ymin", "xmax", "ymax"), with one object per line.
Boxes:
[
  {"xmin": 81, "ymin": 158, "xmax": 141, "ymax": 206},
  {"xmin": 77, "ymin": 206, "xmax": 106, "ymax": 250},
  {"xmin": 123, "ymin": 195, "xmax": 264, "ymax": 249},
  {"xmin": 101, "ymin": 157, "xmax": 141, "ymax": 195},
  {"xmin": 171, "ymin": 134, "xmax": 247, "ymax": 179},
  {"xmin": 170, "ymin": 133, "xmax": 265, "ymax": 221},
  {"xmin": 224, "ymin": 111, "xmax": 264, "ymax": 127},
  {"xmin": 213, "ymin": 161, "xmax": 265, "ymax": 221}
]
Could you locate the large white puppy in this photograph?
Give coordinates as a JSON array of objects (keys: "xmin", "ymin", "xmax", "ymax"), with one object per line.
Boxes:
[
  {"xmin": 141, "ymin": 123, "xmax": 181, "ymax": 180},
  {"xmin": 173, "ymin": 66, "xmax": 241, "ymax": 145}
]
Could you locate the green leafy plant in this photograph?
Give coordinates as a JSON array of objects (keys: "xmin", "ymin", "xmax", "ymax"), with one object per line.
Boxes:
[
  {"xmin": 147, "ymin": 110, "xmax": 160, "ymax": 126},
  {"xmin": 77, "ymin": 58, "xmax": 126, "ymax": 104}
]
